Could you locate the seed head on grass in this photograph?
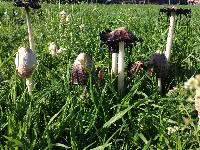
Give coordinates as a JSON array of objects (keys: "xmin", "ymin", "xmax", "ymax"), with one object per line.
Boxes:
[
  {"xmin": 49, "ymin": 42, "xmax": 60, "ymax": 56},
  {"xmin": 184, "ymin": 76, "xmax": 199, "ymax": 90},
  {"xmin": 166, "ymin": 126, "xmax": 179, "ymax": 135},
  {"xmin": 184, "ymin": 74, "xmax": 200, "ymax": 125},
  {"xmin": 59, "ymin": 10, "xmax": 70, "ymax": 24}
]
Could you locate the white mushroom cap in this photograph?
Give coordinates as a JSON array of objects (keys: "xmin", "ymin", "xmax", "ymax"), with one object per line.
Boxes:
[
  {"xmin": 74, "ymin": 53, "xmax": 93, "ymax": 69},
  {"xmin": 15, "ymin": 47, "xmax": 36, "ymax": 78}
]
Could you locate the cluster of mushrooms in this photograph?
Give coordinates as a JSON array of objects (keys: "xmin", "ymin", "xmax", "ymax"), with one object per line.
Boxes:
[
  {"xmin": 71, "ymin": 7, "xmax": 191, "ymax": 95},
  {"xmin": 13, "ymin": 1, "xmax": 199, "ymax": 125},
  {"xmin": 72, "ymin": 26, "xmax": 168, "ymax": 94}
]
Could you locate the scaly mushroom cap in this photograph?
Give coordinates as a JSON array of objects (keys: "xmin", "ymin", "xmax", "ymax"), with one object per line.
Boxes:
[
  {"xmin": 15, "ymin": 47, "xmax": 36, "ymax": 78},
  {"xmin": 100, "ymin": 27, "xmax": 142, "ymax": 53},
  {"xmin": 159, "ymin": 7, "xmax": 191, "ymax": 17},
  {"xmin": 100, "ymin": 27, "xmax": 139, "ymax": 43},
  {"xmin": 14, "ymin": 0, "xmax": 41, "ymax": 9},
  {"xmin": 72, "ymin": 53, "xmax": 93, "ymax": 85},
  {"xmin": 147, "ymin": 50, "xmax": 169, "ymax": 78},
  {"xmin": 108, "ymin": 27, "xmax": 138, "ymax": 43}
]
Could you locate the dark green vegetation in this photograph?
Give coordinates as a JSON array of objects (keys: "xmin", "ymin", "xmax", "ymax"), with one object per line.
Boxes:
[{"xmin": 1, "ymin": 1, "xmax": 200, "ymax": 149}]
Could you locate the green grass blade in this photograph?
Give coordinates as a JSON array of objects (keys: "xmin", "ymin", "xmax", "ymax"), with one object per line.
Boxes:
[
  {"xmin": 103, "ymin": 105, "xmax": 133, "ymax": 128},
  {"xmin": 90, "ymin": 142, "xmax": 112, "ymax": 150}
]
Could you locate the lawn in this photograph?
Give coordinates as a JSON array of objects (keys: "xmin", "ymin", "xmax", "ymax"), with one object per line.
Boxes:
[{"xmin": 0, "ymin": 1, "xmax": 200, "ymax": 149}]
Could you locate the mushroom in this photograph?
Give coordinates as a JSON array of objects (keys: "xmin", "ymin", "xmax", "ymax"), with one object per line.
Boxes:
[
  {"xmin": 72, "ymin": 53, "xmax": 93, "ymax": 85},
  {"xmin": 100, "ymin": 29, "xmax": 118, "ymax": 75},
  {"xmin": 15, "ymin": 47, "xmax": 36, "ymax": 77},
  {"xmin": 100, "ymin": 27, "xmax": 142, "ymax": 94},
  {"xmin": 72, "ymin": 53, "xmax": 104, "ymax": 86},
  {"xmin": 94, "ymin": 67, "xmax": 105, "ymax": 86},
  {"xmin": 128, "ymin": 51, "xmax": 169, "ymax": 93},
  {"xmin": 195, "ymin": 87, "xmax": 200, "ymax": 125},
  {"xmin": 48, "ymin": 42, "xmax": 65, "ymax": 56},
  {"xmin": 14, "ymin": 0, "xmax": 41, "ymax": 9},
  {"xmin": 146, "ymin": 50, "xmax": 169, "ymax": 93},
  {"xmin": 194, "ymin": 75, "xmax": 200, "ymax": 125},
  {"xmin": 15, "ymin": 47, "xmax": 36, "ymax": 94},
  {"xmin": 14, "ymin": 0, "xmax": 41, "ymax": 94},
  {"xmin": 159, "ymin": 7, "xmax": 191, "ymax": 61}
]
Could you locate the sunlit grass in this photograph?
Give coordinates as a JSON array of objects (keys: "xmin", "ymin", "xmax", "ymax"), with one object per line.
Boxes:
[{"xmin": 0, "ymin": 1, "xmax": 200, "ymax": 149}]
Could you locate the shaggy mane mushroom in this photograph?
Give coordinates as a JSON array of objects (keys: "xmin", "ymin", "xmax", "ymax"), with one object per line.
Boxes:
[
  {"xmin": 14, "ymin": 0, "xmax": 41, "ymax": 94},
  {"xmin": 100, "ymin": 27, "xmax": 142, "ymax": 94},
  {"xmin": 72, "ymin": 53, "xmax": 93, "ymax": 85},
  {"xmin": 72, "ymin": 53, "xmax": 104, "ymax": 86},
  {"xmin": 147, "ymin": 50, "xmax": 169, "ymax": 93}
]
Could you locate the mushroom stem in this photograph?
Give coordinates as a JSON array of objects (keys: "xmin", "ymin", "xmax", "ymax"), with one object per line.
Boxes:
[
  {"xmin": 112, "ymin": 53, "xmax": 118, "ymax": 75},
  {"xmin": 25, "ymin": 7, "xmax": 35, "ymax": 94},
  {"xmin": 26, "ymin": 78, "xmax": 33, "ymax": 95},
  {"xmin": 118, "ymin": 41, "xmax": 125, "ymax": 94},
  {"xmin": 25, "ymin": 7, "xmax": 35, "ymax": 51},
  {"xmin": 157, "ymin": 78, "xmax": 162, "ymax": 93},
  {"xmin": 165, "ymin": 11, "xmax": 176, "ymax": 61}
]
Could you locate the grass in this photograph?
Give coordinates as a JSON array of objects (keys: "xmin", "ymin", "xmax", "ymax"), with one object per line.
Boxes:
[{"xmin": 0, "ymin": 1, "xmax": 200, "ymax": 149}]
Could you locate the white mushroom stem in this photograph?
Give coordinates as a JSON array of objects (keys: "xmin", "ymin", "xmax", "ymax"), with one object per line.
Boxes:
[
  {"xmin": 26, "ymin": 78, "xmax": 33, "ymax": 95},
  {"xmin": 25, "ymin": 7, "xmax": 35, "ymax": 95},
  {"xmin": 25, "ymin": 7, "xmax": 35, "ymax": 51},
  {"xmin": 118, "ymin": 41, "xmax": 125, "ymax": 94},
  {"xmin": 165, "ymin": 11, "xmax": 176, "ymax": 62},
  {"xmin": 159, "ymin": 11, "xmax": 176, "ymax": 94},
  {"xmin": 157, "ymin": 78, "xmax": 162, "ymax": 93},
  {"xmin": 112, "ymin": 53, "xmax": 118, "ymax": 75}
]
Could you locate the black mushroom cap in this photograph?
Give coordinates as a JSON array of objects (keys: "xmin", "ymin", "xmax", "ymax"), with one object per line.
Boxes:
[
  {"xmin": 127, "ymin": 51, "xmax": 169, "ymax": 78},
  {"xmin": 146, "ymin": 51, "xmax": 169, "ymax": 78},
  {"xmin": 72, "ymin": 53, "xmax": 93, "ymax": 85},
  {"xmin": 159, "ymin": 7, "xmax": 191, "ymax": 17},
  {"xmin": 13, "ymin": 0, "xmax": 41, "ymax": 9},
  {"xmin": 100, "ymin": 27, "xmax": 142, "ymax": 53}
]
